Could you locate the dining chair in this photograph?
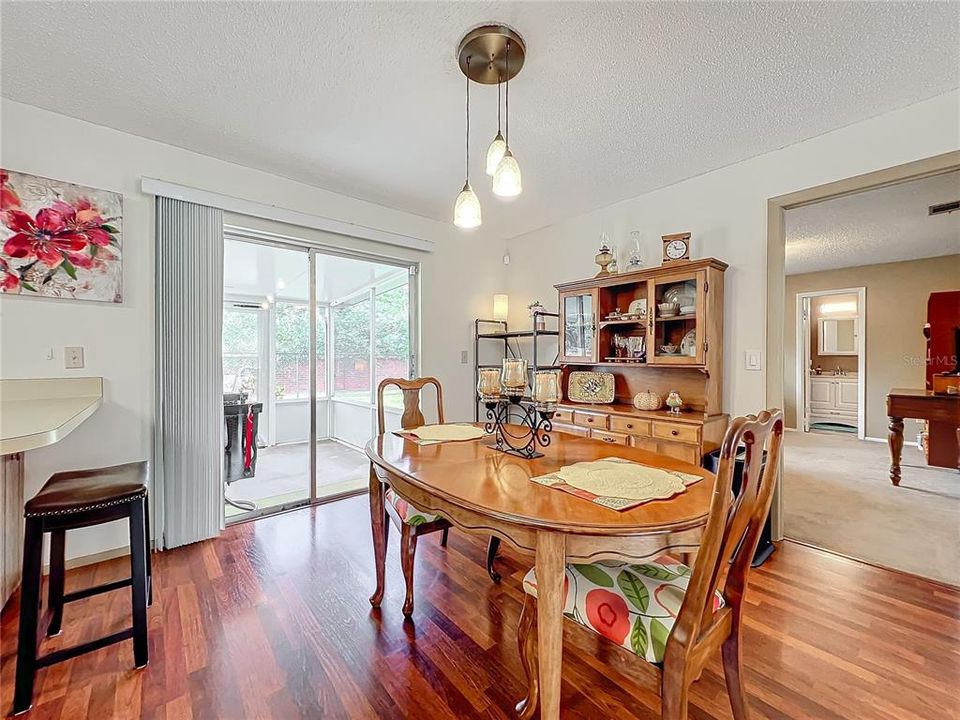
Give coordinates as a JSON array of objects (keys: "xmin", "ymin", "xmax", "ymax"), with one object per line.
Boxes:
[
  {"xmin": 515, "ymin": 409, "xmax": 784, "ymax": 720},
  {"xmin": 369, "ymin": 376, "xmax": 452, "ymax": 617}
]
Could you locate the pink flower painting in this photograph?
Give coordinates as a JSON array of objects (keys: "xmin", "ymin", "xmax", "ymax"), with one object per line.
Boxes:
[{"xmin": 0, "ymin": 169, "xmax": 122, "ymax": 302}]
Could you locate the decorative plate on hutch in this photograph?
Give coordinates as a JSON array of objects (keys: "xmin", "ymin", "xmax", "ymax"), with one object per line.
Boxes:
[{"xmin": 567, "ymin": 371, "xmax": 615, "ymax": 404}]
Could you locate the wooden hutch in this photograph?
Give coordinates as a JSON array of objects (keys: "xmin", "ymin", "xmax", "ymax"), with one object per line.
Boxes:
[{"xmin": 552, "ymin": 257, "xmax": 728, "ymax": 465}]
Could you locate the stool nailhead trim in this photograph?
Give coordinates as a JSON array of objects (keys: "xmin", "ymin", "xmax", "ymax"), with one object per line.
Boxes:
[{"xmin": 25, "ymin": 492, "xmax": 146, "ymax": 518}]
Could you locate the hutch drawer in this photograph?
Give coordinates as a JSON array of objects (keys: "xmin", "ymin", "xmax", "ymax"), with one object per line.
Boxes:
[
  {"xmin": 609, "ymin": 416, "xmax": 652, "ymax": 436},
  {"xmin": 552, "ymin": 408, "xmax": 574, "ymax": 424},
  {"xmin": 591, "ymin": 429, "xmax": 629, "ymax": 445},
  {"xmin": 652, "ymin": 420, "xmax": 700, "ymax": 444},
  {"xmin": 554, "ymin": 422, "xmax": 589, "ymax": 438},
  {"xmin": 574, "ymin": 410, "xmax": 608, "ymax": 430}
]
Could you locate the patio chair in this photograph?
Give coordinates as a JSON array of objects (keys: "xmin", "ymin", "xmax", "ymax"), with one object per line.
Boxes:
[{"xmin": 369, "ymin": 377, "xmax": 452, "ymax": 616}]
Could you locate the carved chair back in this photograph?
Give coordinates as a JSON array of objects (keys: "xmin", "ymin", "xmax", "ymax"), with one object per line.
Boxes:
[
  {"xmin": 667, "ymin": 409, "xmax": 784, "ymax": 665},
  {"xmin": 376, "ymin": 377, "xmax": 445, "ymax": 434}
]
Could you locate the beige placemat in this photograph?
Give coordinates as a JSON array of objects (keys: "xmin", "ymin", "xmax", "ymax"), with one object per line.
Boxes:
[
  {"xmin": 404, "ymin": 423, "xmax": 485, "ymax": 443},
  {"xmin": 531, "ymin": 457, "xmax": 702, "ymax": 511}
]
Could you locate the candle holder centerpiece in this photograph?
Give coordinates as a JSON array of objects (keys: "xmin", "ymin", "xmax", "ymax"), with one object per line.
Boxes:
[{"xmin": 477, "ymin": 361, "xmax": 559, "ymax": 459}]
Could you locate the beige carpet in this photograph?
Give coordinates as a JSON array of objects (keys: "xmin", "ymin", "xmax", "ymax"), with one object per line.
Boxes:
[{"xmin": 783, "ymin": 429, "xmax": 960, "ymax": 586}]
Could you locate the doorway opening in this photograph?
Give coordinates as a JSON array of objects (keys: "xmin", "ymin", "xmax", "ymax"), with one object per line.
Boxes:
[
  {"xmin": 767, "ymin": 154, "xmax": 960, "ymax": 586},
  {"xmin": 794, "ymin": 287, "xmax": 865, "ymax": 438},
  {"xmin": 221, "ymin": 233, "xmax": 417, "ymax": 523}
]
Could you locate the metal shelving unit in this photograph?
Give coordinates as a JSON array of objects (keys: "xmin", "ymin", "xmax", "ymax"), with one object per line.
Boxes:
[{"xmin": 473, "ymin": 311, "xmax": 560, "ymax": 421}]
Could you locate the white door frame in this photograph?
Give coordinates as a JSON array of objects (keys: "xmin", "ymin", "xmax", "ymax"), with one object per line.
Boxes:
[{"xmin": 794, "ymin": 286, "xmax": 867, "ymax": 439}]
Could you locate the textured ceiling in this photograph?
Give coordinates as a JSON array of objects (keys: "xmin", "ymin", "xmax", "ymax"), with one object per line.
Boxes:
[
  {"xmin": 2, "ymin": 2, "xmax": 958, "ymax": 240},
  {"xmin": 785, "ymin": 171, "xmax": 960, "ymax": 275}
]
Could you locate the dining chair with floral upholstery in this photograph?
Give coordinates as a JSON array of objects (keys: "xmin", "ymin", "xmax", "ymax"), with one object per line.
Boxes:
[
  {"xmin": 368, "ymin": 376, "xmax": 452, "ymax": 617},
  {"xmin": 515, "ymin": 409, "xmax": 783, "ymax": 720}
]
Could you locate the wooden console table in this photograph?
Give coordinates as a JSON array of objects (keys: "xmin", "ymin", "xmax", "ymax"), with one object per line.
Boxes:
[{"xmin": 886, "ymin": 388, "xmax": 959, "ymax": 485}]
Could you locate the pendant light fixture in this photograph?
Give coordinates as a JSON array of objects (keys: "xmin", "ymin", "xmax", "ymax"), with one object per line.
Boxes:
[
  {"xmin": 454, "ymin": 25, "xmax": 526, "ymax": 226},
  {"xmin": 485, "ymin": 77, "xmax": 506, "ymax": 176},
  {"xmin": 453, "ymin": 55, "xmax": 481, "ymax": 229},
  {"xmin": 492, "ymin": 38, "xmax": 522, "ymax": 199}
]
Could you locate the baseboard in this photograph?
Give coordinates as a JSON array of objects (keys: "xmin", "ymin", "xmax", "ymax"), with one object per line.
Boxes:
[
  {"xmin": 1, "ymin": 545, "xmax": 138, "ymax": 611},
  {"xmin": 782, "ymin": 537, "xmax": 959, "ymax": 591},
  {"xmin": 64, "ymin": 545, "xmax": 132, "ymax": 571},
  {"xmin": 864, "ymin": 435, "xmax": 920, "ymax": 448}
]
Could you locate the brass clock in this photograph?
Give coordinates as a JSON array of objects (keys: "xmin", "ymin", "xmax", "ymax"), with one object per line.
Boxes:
[{"xmin": 661, "ymin": 232, "xmax": 691, "ymax": 264}]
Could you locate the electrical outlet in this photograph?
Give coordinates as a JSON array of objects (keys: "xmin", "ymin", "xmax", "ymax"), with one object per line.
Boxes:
[
  {"xmin": 460, "ymin": 350, "xmax": 469, "ymax": 364},
  {"xmin": 64, "ymin": 346, "xmax": 84, "ymax": 369}
]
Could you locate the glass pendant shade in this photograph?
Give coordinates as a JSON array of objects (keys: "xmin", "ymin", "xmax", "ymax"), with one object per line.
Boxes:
[
  {"xmin": 453, "ymin": 182, "xmax": 482, "ymax": 229},
  {"xmin": 492, "ymin": 149, "xmax": 522, "ymax": 198},
  {"xmin": 485, "ymin": 132, "xmax": 507, "ymax": 176}
]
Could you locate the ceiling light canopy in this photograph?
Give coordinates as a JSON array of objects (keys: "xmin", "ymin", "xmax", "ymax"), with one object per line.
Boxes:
[{"xmin": 453, "ymin": 25, "xmax": 526, "ymax": 229}]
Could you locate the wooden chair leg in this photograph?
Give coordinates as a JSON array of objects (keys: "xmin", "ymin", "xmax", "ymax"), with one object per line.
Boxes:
[
  {"xmin": 368, "ymin": 470, "xmax": 388, "ymax": 608},
  {"xmin": 515, "ymin": 594, "xmax": 540, "ymax": 720},
  {"xmin": 440, "ymin": 528, "xmax": 449, "ymax": 547},
  {"xmin": 400, "ymin": 524, "xmax": 417, "ymax": 617},
  {"xmin": 13, "ymin": 518, "xmax": 44, "ymax": 715},
  {"xmin": 46, "ymin": 529, "xmax": 66, "ymax": 637},
  {"xmin": 661, "ymin": 662, "xmax": 691, "ymax": 720},
  {"xmin": 129, "ymin": 498, "xmax": 149, "ymax": 669},
  {"xmin": 722, "ymin": 625, "xmax": 750, "ymax": 720},
  {"xmin": 486, "ymin": 536, "xmax": 502, "ymax": 583}
]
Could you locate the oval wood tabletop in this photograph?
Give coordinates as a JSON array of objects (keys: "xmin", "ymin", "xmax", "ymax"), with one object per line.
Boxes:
[{"xmin": 366, "ymin": 428, "xmax": 715, "ymax": 535}]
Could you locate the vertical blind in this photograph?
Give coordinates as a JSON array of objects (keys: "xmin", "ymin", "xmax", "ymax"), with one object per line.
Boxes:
[{"xmin": 155, "ymin": 197, "xmax": 224, "ymax": 549}]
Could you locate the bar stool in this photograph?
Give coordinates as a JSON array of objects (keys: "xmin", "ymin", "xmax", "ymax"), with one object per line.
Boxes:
[{"xmin": 13, "ymin": 461, "xmax": 151, "ymax": 715}]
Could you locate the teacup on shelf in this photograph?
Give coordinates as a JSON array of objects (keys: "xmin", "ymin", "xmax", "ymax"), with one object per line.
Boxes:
[{"xmin": 660, "ymin": 344, "xmax": 678, "ymax": 354}]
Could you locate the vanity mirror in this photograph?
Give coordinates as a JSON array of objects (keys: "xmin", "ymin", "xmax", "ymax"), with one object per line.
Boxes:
[{"xmin": 819, "ymin": 316, "xmax": 858, "ymax": 355}]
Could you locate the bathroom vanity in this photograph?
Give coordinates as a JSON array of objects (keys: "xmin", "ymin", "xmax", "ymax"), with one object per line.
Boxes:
[{"xmin": 808, "ymin": 373, "xmax": 859, "ymax": 429}]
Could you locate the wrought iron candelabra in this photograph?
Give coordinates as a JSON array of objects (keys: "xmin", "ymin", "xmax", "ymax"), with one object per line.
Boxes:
[{"xmin": 482, "ymin": 395, "xmax": 555, "ymax": 459}]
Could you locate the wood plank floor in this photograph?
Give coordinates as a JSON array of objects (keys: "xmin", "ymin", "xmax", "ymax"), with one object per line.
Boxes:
[{"xmin": 2, "ymin": 495, "xmax": 958, "ymax": 719}]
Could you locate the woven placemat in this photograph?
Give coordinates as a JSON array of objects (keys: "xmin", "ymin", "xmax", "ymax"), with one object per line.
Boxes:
[
  {"xmin": 531, "ymin": 457, "xmax": 702, "ymax": 510},
  {"xmin": 396, "ymin": 423, "xmax": 485, "ymax": 444}
]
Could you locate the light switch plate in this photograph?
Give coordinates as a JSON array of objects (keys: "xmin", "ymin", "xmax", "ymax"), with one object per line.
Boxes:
[
  {"xmin": 745, "ymin": 349, "xmax": 762, "ymax": 371},
  {"xmin": 65, "ymin": 346, "xmax": 84, "ymax": 369},
  {"xmin": 460, "ymin": 350, "xmax": 469, "ymax": 364}
]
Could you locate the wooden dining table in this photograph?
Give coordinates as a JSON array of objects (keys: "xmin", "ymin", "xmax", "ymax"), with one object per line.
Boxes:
[{"xmin": 366, "ymin": 428, "xmax": 716, "ymax": 720}]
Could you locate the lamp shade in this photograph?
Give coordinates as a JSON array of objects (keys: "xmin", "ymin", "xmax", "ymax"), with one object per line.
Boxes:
[
  {"xmin": 485, "ymin": 132, "xmax": 507, "ymax": 176},
  {"xmin": 492, "ymin": 149, "xmax": 522, "ymax": 198},
  {"xmin": 453, "ymin": 182, "xmax": 482, "ymax": 229},
  {"xmin": 493, "ymin": 293, "xmax": 509, "ymax": 321}
]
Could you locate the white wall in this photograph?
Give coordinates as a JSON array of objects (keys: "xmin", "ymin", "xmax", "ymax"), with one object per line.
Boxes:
[
  {"xmin": 0, "ymin": 99, "xmax": 502, "ymax": 560},
  {"xmin": 503, "ymin": 91, "xmax": 960, "ymax": 420},
  {"xmin": 274, "ymin": 399, "xmax": 330, "ymax": 445}
]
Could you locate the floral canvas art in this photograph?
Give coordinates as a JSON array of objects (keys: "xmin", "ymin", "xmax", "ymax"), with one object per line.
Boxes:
[{"xmin": 0, "ymin": 169, "xmax": 122, "ymax": 302}]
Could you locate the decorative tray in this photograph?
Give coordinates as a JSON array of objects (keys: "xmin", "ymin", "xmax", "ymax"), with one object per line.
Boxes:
[{"xmin": 567, "ymin": 371, "xmax": 615, "ymax": 404}]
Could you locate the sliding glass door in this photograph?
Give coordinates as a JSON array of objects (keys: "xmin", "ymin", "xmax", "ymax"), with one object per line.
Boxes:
[
  {"xmin": 223, "ymin": 240, "xmax": 312, "ymax": 519},
  {"xmin": 222, "ymin": 233, "xmax": 417, "ymax": 522}
]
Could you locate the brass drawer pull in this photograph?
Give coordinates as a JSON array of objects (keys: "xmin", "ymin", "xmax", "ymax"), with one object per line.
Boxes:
[
  {"xmin": 602, "ymin": 437, "xmax": 614, "ymax": 443},
  {"xmin": 671, "ymin": 430, "xmax": 679, "ymax": 436},
  {"xmin": 626, "ymin": 423, "xmax": 634, "ymax": 430}
]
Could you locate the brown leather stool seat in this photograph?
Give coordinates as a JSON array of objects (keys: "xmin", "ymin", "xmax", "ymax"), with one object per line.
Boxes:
[
  {"xmin": 13, "ymin": 461, "xmax": 152, "ymax": 715},
  {"xmin": 25, "ymin": 462, "xmax": 147, "ymax": 517}
]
